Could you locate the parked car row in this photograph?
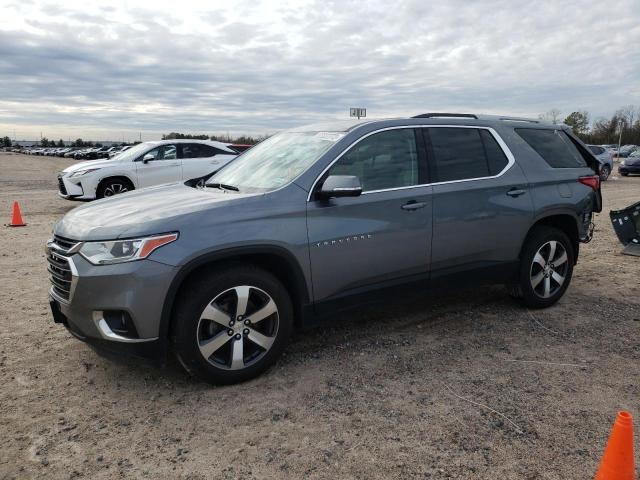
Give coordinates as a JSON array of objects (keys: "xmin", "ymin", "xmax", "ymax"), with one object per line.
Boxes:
[{"xmin": 13, "ymin": 145, "xmax": 135, "ymax": 159}]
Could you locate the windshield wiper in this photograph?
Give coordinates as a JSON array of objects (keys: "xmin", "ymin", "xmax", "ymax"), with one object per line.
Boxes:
[{"xmin": 206, "ymin": 182, "xmax": 240, "ymax": 192}]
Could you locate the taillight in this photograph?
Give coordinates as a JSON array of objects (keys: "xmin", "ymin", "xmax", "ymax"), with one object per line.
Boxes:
[{"xmin": 578, "ymin": 175, "xmax": 600, "ymax": 191}]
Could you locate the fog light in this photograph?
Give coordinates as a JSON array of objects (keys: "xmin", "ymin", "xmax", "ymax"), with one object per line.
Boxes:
[{"xmin": 103, "ymin": 310, "xmax": 139, "ymax": 339}]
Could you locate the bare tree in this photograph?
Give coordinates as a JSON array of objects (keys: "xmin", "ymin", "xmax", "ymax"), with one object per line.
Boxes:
[{"xmin": 539, "ymin": 108, "xmax": 562, "ymax": 124}]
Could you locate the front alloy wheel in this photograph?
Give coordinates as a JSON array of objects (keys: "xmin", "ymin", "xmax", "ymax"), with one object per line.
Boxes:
[
  {"xmin": 172, "ymin": 265, "xmax": 293, "ymax": 384},
  {"xmin": 103, "ymin": 182, "xmax": 129, "ymax": 196},
  {"xmin": 197, "ymin": 286, "xmax": 279, "ymax": 370}
]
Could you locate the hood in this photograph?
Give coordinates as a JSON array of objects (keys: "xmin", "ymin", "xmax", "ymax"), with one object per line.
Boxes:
[
  {"xmin": 62, "ymin": 157, "xmax": 122, "ymax": 173},
  {"xmin": 54, "ymin": 183, "xmax": 257, "ymax": 240}
]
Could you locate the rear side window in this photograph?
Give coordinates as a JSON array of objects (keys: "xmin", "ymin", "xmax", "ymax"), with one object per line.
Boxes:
[
  {"xmin": 427, "ymin": 128, "xmax": 508, "ymax": 182},
  {"xmin": 516, "ymin": 128, "xmax": 587, "ymax": 168},
  {"xmin": 588, "ymin": 145, "xmax": 605, "ymax": 155},
  {"xmin": 182, "ymin": 143, "xmax": 221, "ymax": 158}
]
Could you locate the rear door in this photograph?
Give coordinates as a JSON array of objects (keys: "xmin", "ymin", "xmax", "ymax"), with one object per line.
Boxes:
[
  {"xmin": 307, "ymin": 128, "xmax": 433, "ymax": 301},
  {"xmin": 425, "ymin": 126, "xmax": 534, "ymax": 279},
  {"xmin": 135, "ymin": 144, "xmax": 181, "ymax": 187},
  {"xmin": 180, "ymin": 143, "xmax": 236, "ymax": 180}
]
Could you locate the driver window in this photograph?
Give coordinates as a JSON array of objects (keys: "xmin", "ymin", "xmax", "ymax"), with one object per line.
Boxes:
[
  {"xmin": 328, "ymin": 128, "xmax": 419, "ymax": 192},
  {"xmin": 162, "ymin": 145, "xmax": 177, "ymax": 160}
]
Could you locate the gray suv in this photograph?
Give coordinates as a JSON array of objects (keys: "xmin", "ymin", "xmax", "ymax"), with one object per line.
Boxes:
[{"xmin": 47, "ymin": 114, "xmax": 602, "ymax": 384}]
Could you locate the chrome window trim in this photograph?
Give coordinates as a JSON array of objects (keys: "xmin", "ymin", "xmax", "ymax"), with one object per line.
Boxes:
[{"xmin": 306, "ymin": 125, "xmax": 516, "ymax": 201}]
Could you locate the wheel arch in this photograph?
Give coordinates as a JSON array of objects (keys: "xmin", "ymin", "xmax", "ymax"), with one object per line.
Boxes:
[
  {"xmin": 159, "ymin": 246, "xmax": 311, "ymax": 343},
  {"xmin": 96, "ymin": 175, "xmax": 136, "ymax": 196},
  {"xmin": 523, "ymin": 213, "xmax": 580, "ymax": 264}
]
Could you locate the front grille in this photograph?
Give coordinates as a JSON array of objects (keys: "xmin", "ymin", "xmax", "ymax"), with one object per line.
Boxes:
[
  {"xmin": 58, "ymin": 175, "xmax": 67, "ymax": 195},
  {"xmin": 53, "ymin": 235, "xmax": 77, "ymax": 251},
  {"xmin": 47, "ymin": 250, "xmax": 72, "ymax": 300},
  {"xmin": 47, "ymin": 235, "xmax": 79, "ymax": 301}
]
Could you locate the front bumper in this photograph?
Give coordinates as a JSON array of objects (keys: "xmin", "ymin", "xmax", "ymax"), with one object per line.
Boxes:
[
  {"xmin": 47, "ymin": 242, "xmax": 178, "ymax": 361},
  {"xmin": 57, "ymin": 174, "xmax": 96, "ymax": 200}
]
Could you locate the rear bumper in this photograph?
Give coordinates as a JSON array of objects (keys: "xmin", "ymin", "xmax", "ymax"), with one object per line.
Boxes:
[{"xmin": 619, "ymin": 165, "xmax": 640, "ymax": 174}]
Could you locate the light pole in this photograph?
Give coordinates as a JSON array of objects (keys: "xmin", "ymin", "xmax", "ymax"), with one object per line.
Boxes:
[{"xmin": 617, "ymin": 119, "xmax": 623, "ymax": 159}]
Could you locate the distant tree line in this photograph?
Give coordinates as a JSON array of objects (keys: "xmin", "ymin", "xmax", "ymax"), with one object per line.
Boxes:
[
  {"xmin": 2, "ymin": 136, "xmax": 11, "ymax": 147},
  {"xmin": 540, "ymin": 105, "xmax": 640, "ymax": 145},
  {"xmin": 162, "ymin": 132, "xmax": 267, "ymax": 144}
]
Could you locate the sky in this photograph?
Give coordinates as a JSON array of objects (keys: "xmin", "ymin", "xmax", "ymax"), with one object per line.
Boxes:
[{"xmin": 0, "ymin": 0, "xmax": 639, "ymax": 142}]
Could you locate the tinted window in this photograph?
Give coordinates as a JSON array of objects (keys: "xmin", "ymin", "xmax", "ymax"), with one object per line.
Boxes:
[
  {"xmin": 588, "ymin": 145, "xmax": 605, "ymax": 155},
  {"xmin": 516, "ymin": 129, "xmax": 587, "ymax": 168},
  {"xmin": 480, "ymin": 130, "xmax": 509, "ymax": 175},
  {"xmin": 429, "ymin": 128, "xmax": 489, "ymax": 182},
  {"xmin": 328, "ymin": 129, "xmax": 418, "ymax": 192},
  {"xmin": 182, "ymin": 143, "xmax": 221, "ymax": 158}
]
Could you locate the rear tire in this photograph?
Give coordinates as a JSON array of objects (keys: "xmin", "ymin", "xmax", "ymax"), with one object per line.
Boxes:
[
  {"xmin": 600, "ymin": 165, "xmax": 611, "ymax": 181},
  {"xmin": 514, "ymin": 226, "xmax": 574, "ymax": 309},
  {"xmin": 172, "ymin": 265, "xmax": 293, "ymax": 384}
]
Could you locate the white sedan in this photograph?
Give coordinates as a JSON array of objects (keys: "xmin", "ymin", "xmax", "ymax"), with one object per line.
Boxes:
[{"xmin": 57, "ymin": 139, "xmax": 239, "ymax": 200}]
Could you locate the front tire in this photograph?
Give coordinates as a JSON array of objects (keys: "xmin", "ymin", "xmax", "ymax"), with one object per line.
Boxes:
[
  {"xmin": 600, "ymin": 165, "xmax": 611, "ymax": 181},
  {"xmin": 172, "ymin": 265, "xmax": 293, "ymax": 384},
  {"xmin": 96, "ymin": 178, "xmax": 134, "ymax": 198},
  {"xmin": 515, "ymin": 226, "xmax": 574, "ymax": 309}
]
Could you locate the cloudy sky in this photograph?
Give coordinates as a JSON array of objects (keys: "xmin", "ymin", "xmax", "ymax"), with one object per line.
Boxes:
[{"xmin": 1, "ymin": 0, "xmax": 639, "ymax": 142}]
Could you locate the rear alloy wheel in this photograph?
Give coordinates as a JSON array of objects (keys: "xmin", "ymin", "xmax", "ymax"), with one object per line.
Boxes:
[
  {"xmin": 515, "ymin": 226, "xmax": 574, "ymax": 308},
  {"xmin": 599, "ymin": 165, "xmax": 611, "ymax": 181},
  {"xmin": 173, "ymin": 265, "xmax": 293, "ymax": 384}
]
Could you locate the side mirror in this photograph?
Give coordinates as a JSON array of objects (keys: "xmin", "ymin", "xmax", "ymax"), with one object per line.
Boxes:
[
  {"xmin": 142, "ymin": 153, "xmax": 155, "ymax": 164},
  {"xmin": 317, "ymin": 175, "xmax": 362, "ymax": 199}
]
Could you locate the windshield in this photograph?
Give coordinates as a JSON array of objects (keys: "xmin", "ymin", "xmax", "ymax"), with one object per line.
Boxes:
[
  {"xmin": 206, "ymin": 131, "xmax": 342, "ymax": 193},
  {"xmin": 111, "ymin": 142, "xmax": 154, "ymax": 162}
]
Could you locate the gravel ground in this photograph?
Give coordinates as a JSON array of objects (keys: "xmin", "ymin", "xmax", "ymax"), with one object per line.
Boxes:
[{"xmin": 0, "ymin": 153, "xmax": 639, "ymax": 479}]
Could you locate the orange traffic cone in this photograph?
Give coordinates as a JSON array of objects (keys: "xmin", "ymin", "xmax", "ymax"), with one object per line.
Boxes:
[
  {"xmin": 7, "ymin": 201, "xmax": 26, "ymax": 227},
  {"xmin": 595, "ymin": 411, "xmax": 636, "ymax": 480}
]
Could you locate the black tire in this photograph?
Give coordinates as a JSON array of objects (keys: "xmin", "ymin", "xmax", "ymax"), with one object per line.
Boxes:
[
  {"xmin": 172, "ymin": 264, "xmax": 293, "ymax": 384},
  {"xmin": 96, "ymin": 177, "xmax": 134, "ymax": 198},
  {"xmin": 620, "ymin": 172, "xmax": 628, "ymax": 177},
  {"xmin": 600, "ymin": 165, "xmax": 611, "ymax": 181},
  {"xmin": 514, "ymin": 226, "xmax": 574, "ymax": 309}
]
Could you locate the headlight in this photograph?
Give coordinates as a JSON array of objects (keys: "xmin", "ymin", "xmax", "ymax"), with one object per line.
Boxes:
[
  {"xmin": 620, "ymin": 160, "xmax": 625, "ymax": 165},
  {"xmin": 69, "ymin": 168, "xmax": 101, "ymax": 177},
  {"xmin": 79, "ymin": 233, "xmax": 178, "ymax": 265}
]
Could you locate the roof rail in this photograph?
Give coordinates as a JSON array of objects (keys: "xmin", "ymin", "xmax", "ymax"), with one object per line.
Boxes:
[
  {"xmin": 498, "ymin": 116, "xmax": 540, "ymax": 124},
  {"xmin": 412, "ymin": 112, "xmax": 478, "ymax": 119}
]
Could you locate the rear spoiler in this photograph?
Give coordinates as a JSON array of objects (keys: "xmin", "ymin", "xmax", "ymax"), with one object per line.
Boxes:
[{"xmin": 610, "ymin": 201, "xmax": 640, "ymax": 256}]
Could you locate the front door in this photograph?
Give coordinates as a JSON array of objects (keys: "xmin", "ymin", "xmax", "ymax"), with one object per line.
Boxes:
[
  {"xmin": 135, "ymin": 144, "xmax": 181, "ymax": 188},
  {"xmin": 307, "ymin": 128, "xmax": 433, "ymax": 302}
]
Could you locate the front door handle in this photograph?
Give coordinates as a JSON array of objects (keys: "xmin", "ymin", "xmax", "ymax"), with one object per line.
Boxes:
[
  {"xmin": 506, "ymin": 188, "xmax": 526, "ymax": 197},
  {"xmin": 401, "ymin": 200, "xmax": 427, "ymax": 211}
]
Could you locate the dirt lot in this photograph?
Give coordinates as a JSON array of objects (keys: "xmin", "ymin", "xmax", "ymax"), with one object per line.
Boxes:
[{"xmin": 0, "ymin": 153, "xmax": 639, "ymax": 479}]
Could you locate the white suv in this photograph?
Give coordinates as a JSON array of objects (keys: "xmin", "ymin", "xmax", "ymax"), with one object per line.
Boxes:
[{"xmin": 58, "ymin": 140, "xmax": 238, "ymax": 200}]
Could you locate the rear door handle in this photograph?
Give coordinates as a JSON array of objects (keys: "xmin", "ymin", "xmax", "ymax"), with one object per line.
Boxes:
[
  {"xmin": 401, "ymin": 200, "xmax": 427, "ymax": 211},
  {"xmin": 506, "ymin": 188, "xmax": 526, "ymax": 197}
]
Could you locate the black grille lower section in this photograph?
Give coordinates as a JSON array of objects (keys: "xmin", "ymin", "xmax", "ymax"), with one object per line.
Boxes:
[{"xmin": 58, "ymin": 176, "xmax": 67, "ymax": 195}]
